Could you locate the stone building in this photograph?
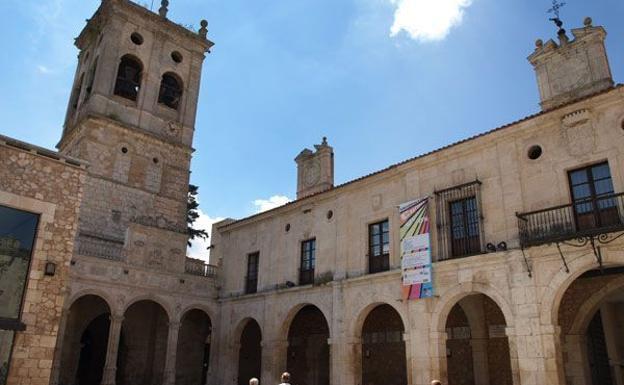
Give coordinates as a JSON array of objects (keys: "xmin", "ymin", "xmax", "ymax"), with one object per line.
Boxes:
[
  {"xmin": 1, "ymin": 1, "xmax": 624, "ymax": 385},
  {"xmin": 210, "ymin": 16, "xmax": 624, "ymax": 385},
  {"xmin": 0, "ymin": 135, "xmax": 86, "ymax": 385}
]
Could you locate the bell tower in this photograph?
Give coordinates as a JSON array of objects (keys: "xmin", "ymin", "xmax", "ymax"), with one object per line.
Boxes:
[{"xmin": 58, "ymin": 0, "xmax": 213, "ymax": 267}]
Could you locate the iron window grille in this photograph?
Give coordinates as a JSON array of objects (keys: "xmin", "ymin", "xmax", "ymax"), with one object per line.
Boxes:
[
  {"xmin": 435, "ymin": 180, "xmax": 484, "ymax": 260},
  {"xmin": 369, "ymin": 219, "xmax": 390, "ymax": 274},
  {"xmin": 299, "ymin": 239, "xmax": 316, "ymax": 285},
  {"xmin": 245, "ymin": 252, "xmax": 259, "ymax": 294}
]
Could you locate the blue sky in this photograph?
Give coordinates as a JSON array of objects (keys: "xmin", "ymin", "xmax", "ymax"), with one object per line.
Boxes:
[{"xmin": 1, "ymin": 0, "xmax": 623, "ymax": 258}]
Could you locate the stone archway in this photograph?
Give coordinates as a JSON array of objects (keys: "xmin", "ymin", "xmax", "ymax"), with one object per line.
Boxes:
[
  {"xmin": 176, "ymin": 309, "xmax": 212, "ymax": 385},
  {"xmin": 237, "ymin": 319, "xmax": 262, "ymax": 385},
  {"xmin": 117, "ymin": 300, "xmax": 169, "ymax": 385},
  {"xmin": 558, "ymin": 267, "xmax": 624, "ymax": 385},
  {"xmin": 444, "ymin": 294, "xmax": 513, "ymax": 385},
  {"xmin": 361, "ymin": 304, "xmax": 407, "ymax": 385},
  {"xmin": 287, "ymin": 305, "xmax": 330, "ymax": 385},
  {"xmin": 59, "ymin": 295, "xmax": 111, "ymax": 385}
]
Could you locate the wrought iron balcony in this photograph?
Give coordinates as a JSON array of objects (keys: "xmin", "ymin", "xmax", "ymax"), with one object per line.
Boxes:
[{"xmin": 517, "ymin": 192, "xmax": 624, "ymax": 248}]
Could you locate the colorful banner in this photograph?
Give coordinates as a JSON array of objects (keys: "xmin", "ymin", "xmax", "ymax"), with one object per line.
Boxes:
[{"xmin": 400, "ymin": 197, "xmax": 433, "ymax": 300}]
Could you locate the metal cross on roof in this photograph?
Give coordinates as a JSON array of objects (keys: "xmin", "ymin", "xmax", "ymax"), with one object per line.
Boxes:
[{"xmin": 547, "ymin": 0, "xmax": 566, "ymax": 19}]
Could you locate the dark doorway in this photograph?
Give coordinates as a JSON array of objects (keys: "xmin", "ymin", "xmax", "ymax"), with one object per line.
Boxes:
[
  {"xmin": 238, "ymin": 319, "xmax": 262, "ymax": 385},
  {"xmin": 176, "ymin": 309, "xmax": 212, "ymax": 385},
  {"xmin": 361, "ymin": 304, "xmax": 407, "ymax": 385},
  {"xmin": 586, "ymin": 311, "xmax": 614, "ymax": 385},
  {"xmin": 287, "ymin": 305, "xmax": 329, "ymax": 385},
  {"xmin": 117, "ymin": 300, "xmax": 169, "ymax": 385},
  {"xmin": 75, "ymin": 314, "xmax": 110, "ymax": 385}
]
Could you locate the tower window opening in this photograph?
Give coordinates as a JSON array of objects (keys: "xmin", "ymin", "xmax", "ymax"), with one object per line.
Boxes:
[
  {"xmin": 84, "ymin": 57, "xmax": 99, "ymax": 101},
  {"xmin": 114, "ymin": 55, "xmax": 143, "ymax": 102},
  {"xmin": 130, "ymin": 32, "xmax": 144, "ymax": 45},
  {"xmin": 171, "ymin": 51, "xmax": 183, "ymax": 63},
  {"xmin": 158, "ymin": 73, "xmax": 183, "ymax": 110},
  {"xmin": 70, "ymin": 73, "xmax": 85, "ymax": 111}
]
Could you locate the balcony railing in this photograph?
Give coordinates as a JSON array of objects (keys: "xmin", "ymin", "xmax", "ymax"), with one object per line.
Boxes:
[
  {"xmin": 184, "ymin": 258, "xmax": 218, "ymax": 278},
  {"xmin": 77, "ymin": 233, "xmax": 124, "ymax": 261},
  {"xmin": 517, "ymin": 192, "xmax": 624, "ymax": 248}
]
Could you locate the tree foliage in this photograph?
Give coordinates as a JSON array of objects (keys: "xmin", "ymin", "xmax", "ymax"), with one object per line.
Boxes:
[{"xmin": 187, "ymin": 184, "xmax": 209, "ymax": 247}]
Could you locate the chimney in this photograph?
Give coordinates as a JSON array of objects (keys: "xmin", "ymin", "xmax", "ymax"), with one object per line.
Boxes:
[
  {"xmin": 295, "ymin": 137, "xmax": 334, "ymax": 199},
  {"xmin": 528, "ymin": 17, "xmax": 614, "ymax": 111}
]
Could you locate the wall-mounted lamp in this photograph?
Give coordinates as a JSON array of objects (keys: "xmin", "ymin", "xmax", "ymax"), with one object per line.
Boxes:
[
  {"xmin": 44, "ymin": 262, "xmax": 57, "ymax": 277},
  {"xmin": 364, "ymin": 349, "xmax": 370, "ymax": 358}
]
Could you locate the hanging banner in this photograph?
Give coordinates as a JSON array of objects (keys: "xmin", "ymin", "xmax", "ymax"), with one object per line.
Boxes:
[{"xmin": 400, "ymin": 197, "xmax": 433, "ymax": 300}]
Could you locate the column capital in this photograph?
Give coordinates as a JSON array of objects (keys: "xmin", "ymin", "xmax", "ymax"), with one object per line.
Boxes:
[
  {"xmin": 168, "ymin": 321, "xmax": 181, "ymax": 330},
  {"xmin": 109, "ymin": 314, "xmax": 124, "ymax": 323}
]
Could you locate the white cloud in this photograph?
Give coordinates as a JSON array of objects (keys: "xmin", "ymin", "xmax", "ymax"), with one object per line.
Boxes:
[
  {"xmin": 187, "ymin": 209, "xmax": 224, "ymax": 263},
  {"xmin": 389, "ymin": 0, "xmax": 472, "ymax": 42},
  {"xmin": 37, "ymin": 65, "xmax": 52, "ymax": 74},
  {"xmin": 253, "ymin": 195, "xmax": 292, "ymax": 213}
]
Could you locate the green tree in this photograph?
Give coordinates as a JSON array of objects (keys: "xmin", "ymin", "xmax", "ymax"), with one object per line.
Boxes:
[{"xmin": 187, "ymin": 184, "xmax": 209, "ymax": 247}]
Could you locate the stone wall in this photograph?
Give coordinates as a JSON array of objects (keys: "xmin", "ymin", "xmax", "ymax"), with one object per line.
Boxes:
[{"xmin": 0, "ymin": 138, "xmax": 85, "ymax": 385}]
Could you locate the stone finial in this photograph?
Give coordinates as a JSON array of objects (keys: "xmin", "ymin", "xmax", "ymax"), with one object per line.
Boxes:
[
  {"xmin": 535, "ymin": 39, "xmax": 544, "ymax": 49},
  {"xmin": 584, "ymin": 17, "xmax": 593, "ymax": 27},
  {"xmin": 321, "ymin": 136, "xmax": 328, "ymax": 146},
  {"xmin": 199, "ymin": 20, "xmax": 208, "ymax": 38},
  {"xmin": 159, "ymin": 0, "xmax": 169, "ymax": 18}
]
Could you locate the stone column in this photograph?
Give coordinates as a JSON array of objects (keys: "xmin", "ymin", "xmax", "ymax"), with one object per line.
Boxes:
[
  {"xmin": 470, "ymin": 338, "xmax": 490, "ymax": 385},
  {"xmin": 50, "ymin": 309, "xmax": 70, "ymax": 385},
  {"xmin": 163, "ymin": 321, "xmax": 181, "ymax": 385},
  {"xmin": 429, "ymin": 331, "xmax": 449, "ymax": 385},
  {"xmin": 563, "ymin": 334, "xmax": 590, "ymax": 385},
  {"xmin": 101, "ymin": 314, "xmax": 124, "ymax": 385},
  {"xmin": 329, "ymin": 337, "xmax": 358, "ymax": 385},
  {"xmin": 601, "ymin": 304, "xmax": 624, "ymax": 385},
  {"xmin": 261, "ymin": 339, "xmax": 288, "ymax": 385}
]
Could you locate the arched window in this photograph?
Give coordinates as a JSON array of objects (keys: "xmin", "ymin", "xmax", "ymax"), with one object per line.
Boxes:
[
  {"xmin": 84, "ymin": 57, "xmax": 99, "ymax": 101},
  {"xmin": 114, "ymin": 55, "xmax": 143, "ymax": 101},
  {"xmin": 158, "ymin": 72, "xmax": 183, "ymax": 110},
  {"xmin": 70, "ymin": 73, "xmax": 85, "ymax": 111}
]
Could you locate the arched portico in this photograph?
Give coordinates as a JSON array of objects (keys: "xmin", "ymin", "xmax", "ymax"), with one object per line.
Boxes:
[
  {"xmin": 237, "ymin": 318, "xmax": 262, "ymax": 385},
  {"xmin": 176, "ymin": 308, "xmax": 212, "ymax": 385},
  {"xmin": 286, "ymin": 305, "xmax": 330, "ymax": 385},
  {"xmin": 58, "ymin": 294, "xmax": 112, "ymax": 385}
]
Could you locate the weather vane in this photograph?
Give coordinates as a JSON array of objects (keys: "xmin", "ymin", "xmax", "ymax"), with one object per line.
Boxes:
[{"xmin": 547, "ymin": 0, "xmax": 566, "ymax": 30}]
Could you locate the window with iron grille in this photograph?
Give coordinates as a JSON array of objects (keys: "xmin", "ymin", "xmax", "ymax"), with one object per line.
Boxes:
[
  {"xmin": 369, "ymin": 219, "xmax": 390, "ymax": 274},
  {"xmin": 435, "ymin": 180, "xmax": 483, "ymax": 260},
  {"xmin": 300, "ymin": 239, "xmax": 316, "ymax": 285},
  {"xmin": 245, "ymin": 252, "xmax": 259, "ymax": 294},
  {"xmin": 114, "ymin": 55, "xmax": 143, "ymax": 101},
  {"xmin": 569, "ymin": 162, "xmax": 620, "ymax": 231}
]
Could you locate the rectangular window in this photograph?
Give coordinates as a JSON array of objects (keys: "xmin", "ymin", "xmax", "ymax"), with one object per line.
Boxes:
[
  {"xmin": 300, "ymin": 239, "xmax": 316, "ymax": 285},
  {"xmin": 569, "ymin": 162, "xmax": 620, "ymax": 231},
  {"xmin": 245, "ymin": 252, "xmax": 259, "ymax": 294},
  {"xmin": 449, "ymin": 197, "xmax": 481, "ymax": 257},
  {"xmin": 369, "ymin": 219, "xmax": 390, "ymax": 274},
  {"xmin": 0, "ymin": 205, "xmax": 40, "ymax": 385}
]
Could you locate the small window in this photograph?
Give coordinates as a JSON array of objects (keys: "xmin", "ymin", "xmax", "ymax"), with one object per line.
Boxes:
[
  {"xmin": 130, "ymin": 32, "xmax": 144, "ymax": 45},
  {"xmin": 114, "ymin": 55, "xmax": 143, "ymax": 101},
  {"xmin": 369, "ymin": 219, "xmax": 390, "ymax": 274},
  {"xmin": 246, "ymin": 252, "xmax": 259, "ymax": 294},
  {"xmin": 300, "ymin": 239, "xmax": 316, "ymax": 285},
  {"xmin": 158, "ymin": 73, "xmax": 183, "ymax": 110},
  {"xmin": 171, "ymin": 51, "xmax": 183, "ymax": 63},
  {"xmin": 527, "ymin": 145, "xmax": 543, "ymax": 160}
]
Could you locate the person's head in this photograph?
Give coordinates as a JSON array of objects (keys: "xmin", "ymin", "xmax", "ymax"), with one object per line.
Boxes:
[
  {"xmin": 249, "ymin": 378, "xmax": 259, "ymax": 385},
  {"xmin": 281, "ymin": 372, "xmax": 291, "ymax": 383},
  {"xmin": 431, "ymin": 380, "xmax": 442, "ymax": 385}
]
